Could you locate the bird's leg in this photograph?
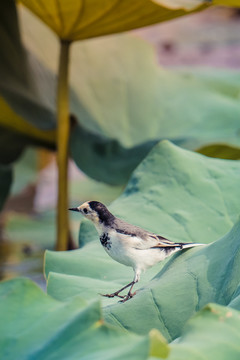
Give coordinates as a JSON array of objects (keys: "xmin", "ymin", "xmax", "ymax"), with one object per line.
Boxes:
[
  {"xmin": 101, "ymin": 270, "xmax": 141, "ymax": 301},
  {"xmin": 100, "ymin": 281, "xmax": 135, "ymax": 299},
  {"xmin": 120, "ymin": 270, "xmax": 140, "ymax": 302},
  {"xmin": 120, "ymin": 281, "xmax": 137, "ymax": 303}
]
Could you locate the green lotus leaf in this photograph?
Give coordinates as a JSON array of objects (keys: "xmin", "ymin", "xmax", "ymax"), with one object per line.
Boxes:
[
  {"xmin": 70, "ymin": 121, "xmax": 158, "ymax": 185},
  {"xmin": 0, "ymin": 277, "xmax": 150, "ymax": 360},
  {"xmin": 70, "ymin": 55, "xmax": 240, "ymax": 150},
  {"xmin": 67, "ymin": 49, "xmax": 240, "ymax": 183},
  {"xmin": 19, "ymin": 0, "xmax": 207, "ymax": 41},
  {"xmin": 45, "ymin": 141, "xmax": 240, "ymax": 340},
  {"xmin": 68, "ymin": 40, "xmax": 240, "ymax": 184},
  {"xmin": 168, "ymin": 303, "xmax": 240, "ymax": 360},
  {"xmin": 0, "ymin": 0, "xmax": 56, "ymax": 166}
]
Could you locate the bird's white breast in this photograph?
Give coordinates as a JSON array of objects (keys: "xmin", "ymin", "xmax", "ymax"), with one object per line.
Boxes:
[{"xmin": 102, "ymin": 230, "xmax": 134, "ymax": 267}]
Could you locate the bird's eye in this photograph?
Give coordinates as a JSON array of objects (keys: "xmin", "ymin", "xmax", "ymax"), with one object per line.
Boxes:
[{"xmin": 83, "ymin": 208, "xmax": 88, "ymax": 214}]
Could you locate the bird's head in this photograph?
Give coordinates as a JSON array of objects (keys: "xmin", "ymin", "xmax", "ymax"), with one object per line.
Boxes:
[{"xmin": 69, "ymin": 201, "xmax": 114, "ymax": 226}]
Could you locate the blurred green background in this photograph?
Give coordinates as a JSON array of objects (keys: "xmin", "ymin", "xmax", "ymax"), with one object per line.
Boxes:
[{"xmin": 2, "ymin": 2, "xmax": 240, "ymax": 286}]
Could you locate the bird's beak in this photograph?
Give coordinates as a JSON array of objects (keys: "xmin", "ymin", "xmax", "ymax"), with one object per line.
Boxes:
[{"xmin": 68, "ymin": 207, "xmax": 80, "ymax": 212}]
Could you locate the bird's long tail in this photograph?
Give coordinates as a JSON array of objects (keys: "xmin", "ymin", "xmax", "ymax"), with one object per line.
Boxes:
[{"xmin": 180, "ymin": 242, "xmax": 204, "ymax": 249}]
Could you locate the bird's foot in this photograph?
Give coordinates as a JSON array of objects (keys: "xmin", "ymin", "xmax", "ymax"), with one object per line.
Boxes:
[
  {"xmin": 100, "ymin": 292, "xmax": 125, "ymax": 299},
  {"xmin": 119, "ymin": 291, "xmax": 136, "ymax": 303}
]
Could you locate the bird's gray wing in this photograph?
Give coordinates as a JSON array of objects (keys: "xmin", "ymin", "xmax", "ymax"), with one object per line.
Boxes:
[
  {"xmin": 113, "ymin": 217, "xmax": 184, "ymax": 249},
  {"xmin": 128, "ymin": 233, "xmax": 180, "ymax": 250},
  {"xmin": 129, "ymin": 232, "xmax": 186, "ymax": 250},
  {"xmin": 138, "ymin": 234, "xmax": 182, "ymax": 248}
]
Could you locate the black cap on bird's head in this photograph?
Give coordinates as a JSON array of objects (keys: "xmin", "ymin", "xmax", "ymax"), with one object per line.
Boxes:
[
  {"xmin": 69, "ymin": 201, "xmax": 114, "ymax": 226},
  {"xmin": 88, "ymin": 201, "xmax": 107, "ymax": 212}
]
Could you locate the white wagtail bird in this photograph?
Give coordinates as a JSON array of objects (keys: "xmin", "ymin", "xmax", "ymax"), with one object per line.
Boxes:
[{"xmin": 69, "ymin": 201, "xmax": 203, "ymax": 302}]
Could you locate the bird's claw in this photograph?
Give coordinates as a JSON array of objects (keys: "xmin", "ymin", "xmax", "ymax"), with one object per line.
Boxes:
[
  {"xmin": 119, "ymin": 291, "xmax": 136, "ymax": 303},
  {"xmin": 99, "ymin": 293, "xmax": 125, "ymax": 299},
  {"xmin": 99, "ymin": 291, "xmax": 137, "ymax": 301}
]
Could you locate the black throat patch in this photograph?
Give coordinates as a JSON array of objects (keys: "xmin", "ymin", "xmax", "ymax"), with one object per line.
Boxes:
[{"xmin": 100, "ymin": 233, "xmax": 112, "ymax": 250}]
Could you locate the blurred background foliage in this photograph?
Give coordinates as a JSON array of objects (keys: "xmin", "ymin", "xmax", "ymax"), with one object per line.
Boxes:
[
  {"xmin": 1, "ymin": 0, "xmax": 240, "ymax": 358},
  {"xmin": 0, "ymin": 0, "xmax": 240, "ymax": 284}
]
